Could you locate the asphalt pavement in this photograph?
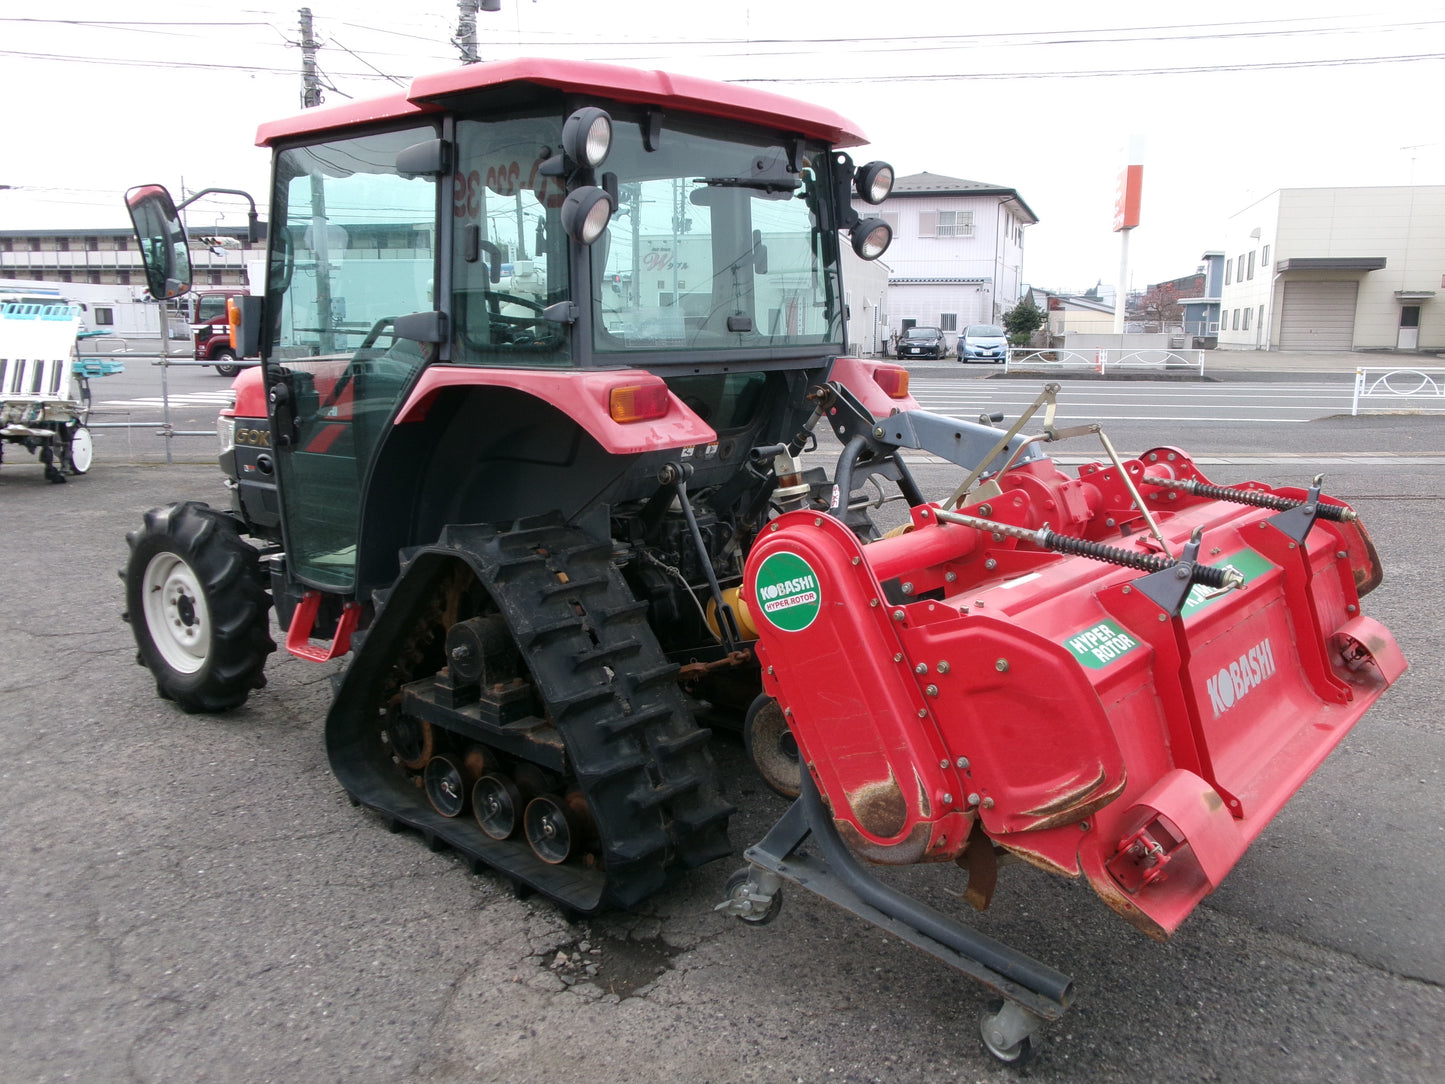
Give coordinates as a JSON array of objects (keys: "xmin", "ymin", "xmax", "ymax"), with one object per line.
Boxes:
[{"xmin": 1, "ymin": 352, "xmax": 1441, "ymax": 1083}]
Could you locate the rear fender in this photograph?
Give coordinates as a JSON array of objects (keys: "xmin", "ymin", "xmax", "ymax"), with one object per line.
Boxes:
[
  {"xmin": 827, "ymin": 356, "xmax": 920, "ymax": 416},
  {"xmin": 394, "ymin": 366, "xmax": 715, "ymax": 453}
]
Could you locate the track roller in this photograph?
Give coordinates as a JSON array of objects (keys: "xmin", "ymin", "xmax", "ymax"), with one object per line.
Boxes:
[
  {"xmin": 473, "ymin": 774, "xmax": 523, "ymax": 839},
  {"xmin": 525, "ymin": 794, "xmax": 584, "ymax": 865},
  {"xmin": 424, "ymin": 754, "xmax": 468, "ymax": 818}
]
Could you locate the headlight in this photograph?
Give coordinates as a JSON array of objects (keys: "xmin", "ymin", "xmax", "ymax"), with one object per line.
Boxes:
[
  {"xmin": 560, "ymin": 186, "xmax": 615, "ymax": 245},
  {"xmin": 854, "ymin": 161, "xmax": 894, "ymax": 204},
  {"xmin": 217, "ymin": 413, "xmax": 235, "ymax": 455},
  {"xmin": 562, "ymin": 107, "xmax": 613, "ymax": 169},
  {"xmin": 850, "ymin": 217, "xmax": 892, "ymax": 260}
]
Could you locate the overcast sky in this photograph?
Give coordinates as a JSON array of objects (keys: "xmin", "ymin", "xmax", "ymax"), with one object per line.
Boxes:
[{"xmin": 3, "ymin": 0, "xmax": 1442, "ymax": 293}]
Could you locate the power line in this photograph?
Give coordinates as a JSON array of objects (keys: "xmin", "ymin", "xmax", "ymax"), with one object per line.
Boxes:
[
  {"xmin": 327, "ymin": 35, "xmax": 407, "ymax": 87},
  {"xmin": 366, "ymin": 14, "xmax": 1445, "ymax": 51},
  {"xmin": 739, "ymin": 52, "xmax": 1445, "ymax": 84},
  {"xmin": 0, "ymin": 18, "xmax": 275, "ymax": 26},
  {"xmin": 0, "ymin": 46, "xmax": 397, "ymax": 80}
]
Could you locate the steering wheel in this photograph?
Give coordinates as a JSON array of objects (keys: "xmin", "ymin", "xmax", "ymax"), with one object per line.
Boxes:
[{"xmin": 487, "ymin": 292, "xmax": 556, "ymax": 348}]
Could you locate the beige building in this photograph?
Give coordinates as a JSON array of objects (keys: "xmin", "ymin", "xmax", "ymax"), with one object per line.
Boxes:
[
  {"xmin": 1217, "ymin": 186, "xmax": 1444, "ymax": 352},
  {"xmin": 1024, "ymin": 287, "xmax": 1114, "ymax": 339},
  {"xmin": 0, "ymin": 227, "xmax": 256, "ymax": 290}
]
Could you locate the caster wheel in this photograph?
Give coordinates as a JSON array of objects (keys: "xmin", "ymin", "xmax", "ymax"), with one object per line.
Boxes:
[
  {"xmin": 724, "ymin": 868, "xmax": 783, "ymax": 926},
  {"xmin": 978, "ymin": 999, "xmax": 1037, "ymax": 1066}
]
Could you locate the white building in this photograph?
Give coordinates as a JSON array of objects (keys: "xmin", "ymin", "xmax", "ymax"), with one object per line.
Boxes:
[
  {"xmin": 1217, "ymin": 186, "xmax": 1445, "ymax": 352},
  {"xmin": 856, "ymin": 173, "xmax": 1036, "ymax": 348},
  {"xmin": 839, "ymin": 251, "xmax": 891, "ymax": 357}
]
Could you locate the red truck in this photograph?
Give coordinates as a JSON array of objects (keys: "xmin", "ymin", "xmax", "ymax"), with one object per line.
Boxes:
[{"xmin": 191, "ymin": 289, "xmax": 247, "ymax": 375}]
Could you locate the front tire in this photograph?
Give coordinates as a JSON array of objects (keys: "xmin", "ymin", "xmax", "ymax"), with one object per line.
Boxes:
[
  {"xmin": 64, "ymin": 424, "xmax": 93, "ymax": 474},
  {"xmin": 124, "ymin": 501, "xmax": 274, "ymax": 712},
  {"xmin": 213, "ymin": 349, "xmax": 240, "ymax": 377}
]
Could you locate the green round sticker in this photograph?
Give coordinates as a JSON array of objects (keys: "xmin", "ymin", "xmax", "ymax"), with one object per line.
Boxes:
[{"xmin": 754, "ymin": 551, "xmax": 822, "ymax": 632}]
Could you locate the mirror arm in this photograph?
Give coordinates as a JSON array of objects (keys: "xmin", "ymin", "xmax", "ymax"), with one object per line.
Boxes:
[{"xmin": 176, "ymin": 187, "xmax": 263, "ymax": 243}]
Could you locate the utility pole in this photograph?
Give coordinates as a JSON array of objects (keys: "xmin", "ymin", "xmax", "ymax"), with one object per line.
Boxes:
[
  {"xmin": 456, "ymin": 0, "xmax": 501, "ymax": 65},
  {"xmin": 300, "ymin": 7, "xmax": 323, "ymax": 108}
]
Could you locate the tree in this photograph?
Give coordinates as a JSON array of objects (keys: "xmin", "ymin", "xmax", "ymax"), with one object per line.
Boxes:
[
  {"xmin": 1138, "ymin": 283, "xmax": 1183, "ymax": 332},
  {"xmin": 1001, "ymin": 298, "xmax": 1045, "ymax": 345}
]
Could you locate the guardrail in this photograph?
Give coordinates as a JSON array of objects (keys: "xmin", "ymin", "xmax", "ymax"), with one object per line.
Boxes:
[
  {"xmin": 1005, "ymin": 348, "xmax": 1205, "ymax": 375},
  {"xmin": 1352, "ymin": 366, "xmax": 1445, "ymax": 416}
]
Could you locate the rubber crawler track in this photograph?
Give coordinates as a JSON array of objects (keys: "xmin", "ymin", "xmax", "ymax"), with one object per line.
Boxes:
[{"xmin": 326, "ymin": 516, "xmax": 734, "ymax": 913}]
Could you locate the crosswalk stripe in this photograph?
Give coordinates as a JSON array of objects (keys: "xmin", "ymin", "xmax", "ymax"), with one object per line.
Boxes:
[{"xmin": 100, "ymin": 393, "xmax": 235, "ymax": 408}]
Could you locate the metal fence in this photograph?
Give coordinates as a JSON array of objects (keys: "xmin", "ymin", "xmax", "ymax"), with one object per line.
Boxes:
[
  {"xmin": 1351, "ymin": 366, "xmax": 1445, "ymax": 416},
  {"xmin": 1005, "ymin": 348, "xmax": 1205, "ymax": 375},
  {"xmin": 82, "ymin": 352, "xmax": 231, "ymax": 464}
]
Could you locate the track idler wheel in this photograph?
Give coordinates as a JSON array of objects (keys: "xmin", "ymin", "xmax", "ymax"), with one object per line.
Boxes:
[{"xmin": 389, "ymin": 714, "xmax": 434, "ymax": 770}]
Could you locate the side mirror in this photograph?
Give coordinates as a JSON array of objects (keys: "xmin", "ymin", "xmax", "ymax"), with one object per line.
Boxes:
[{"xmin": 124, "ymin": 185, "xmax": 192, "ymax": 300}]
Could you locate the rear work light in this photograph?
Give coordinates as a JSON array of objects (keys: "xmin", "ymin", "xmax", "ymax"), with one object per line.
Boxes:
[
  {"xmin": 609, "ymin": 382, "xmax": 670, "ymax": 423},
  {"xmin": 872, "ymin": 366, "xmax": 910, "ymax": 399}
]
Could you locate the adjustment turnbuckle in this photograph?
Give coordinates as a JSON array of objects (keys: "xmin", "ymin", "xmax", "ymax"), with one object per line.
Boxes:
[
  {"xmin": 1145, "ymin": 474, "xmax": 1357, "ymax": 522},
  {"xmin": 933, "ymin": 509, "xmax": 1244, "ymax": 595}
]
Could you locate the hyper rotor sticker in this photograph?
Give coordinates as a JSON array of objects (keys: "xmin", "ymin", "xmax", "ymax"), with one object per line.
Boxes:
[{"xmin": 754, "ymin": 551, "xmax": 822, "ymax": 632}]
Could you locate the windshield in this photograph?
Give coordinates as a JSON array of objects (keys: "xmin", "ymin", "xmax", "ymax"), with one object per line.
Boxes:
[
  {"xmin": 594, "ymin": 115, "xmax": 841, "ymax": 356},
  {"xmin": 905, "ymin": 327, "xmax": 939, "ymax": 340},
  {"xmin": 196, "ymin": 296, "xmax": 229, "ymax": 322},
  {"xmin": 968, "ymin": 325, "xmax": 1005, "ymax": 338}
]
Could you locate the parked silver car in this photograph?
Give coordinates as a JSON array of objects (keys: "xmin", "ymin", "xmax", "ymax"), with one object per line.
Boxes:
[{"xmin": 958, "ymin": 324, "xmax": 1008, "ymax": 363}]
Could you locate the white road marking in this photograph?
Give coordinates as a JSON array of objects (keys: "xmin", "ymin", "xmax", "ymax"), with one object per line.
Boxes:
[{"xmin": 100, "ymin": 393, "xmax": 235, "ymax": 408}]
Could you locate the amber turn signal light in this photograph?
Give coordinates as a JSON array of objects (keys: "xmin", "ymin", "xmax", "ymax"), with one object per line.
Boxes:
[
  {"xmin": 609, "ymin": 382, "xmax": 670, "ymax": 423},
  {"xmin": 227, "ymin": 296, "xmax": 243, "ymax": 352},
  {"xmin": 872, "ymin": 366, "xmax": 910, "ymax": 399}
]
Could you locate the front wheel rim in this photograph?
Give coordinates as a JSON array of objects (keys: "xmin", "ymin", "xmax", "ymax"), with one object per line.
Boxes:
[
  {"xmin": 142, "ymin": 553, "xmax": 210, "ymax": 674},
  {"xmin": 68, "ymin": 426, "xmax": 93, "ymax": 473}
]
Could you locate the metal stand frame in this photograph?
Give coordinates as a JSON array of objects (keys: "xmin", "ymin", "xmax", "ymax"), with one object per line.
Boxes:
[{"xmin": 728, "ymin": 772, "xmax": 1073, "ymax": 1027}]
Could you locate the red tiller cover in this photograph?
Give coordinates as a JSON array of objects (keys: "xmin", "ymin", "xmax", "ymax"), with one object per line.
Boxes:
[{"xmin": 745, "ymin": 453, "xmax": 1404, "ymax": 940}]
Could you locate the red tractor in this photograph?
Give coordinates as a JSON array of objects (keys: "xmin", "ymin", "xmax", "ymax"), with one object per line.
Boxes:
[{"xmin": 122, "ymin": 59, "xmax": 1403, "ymax": 1065}]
